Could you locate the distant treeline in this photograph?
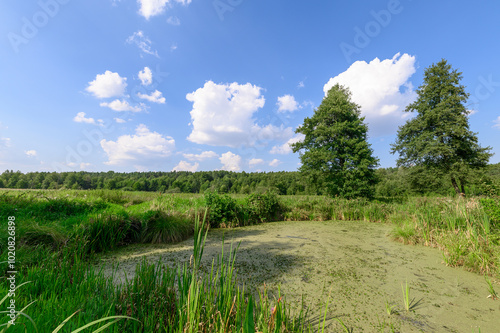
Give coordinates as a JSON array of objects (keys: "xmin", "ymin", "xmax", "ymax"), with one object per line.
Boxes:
[{"xmin": 1, "ymin": 163, "xmax": 499, "ymax": 196}]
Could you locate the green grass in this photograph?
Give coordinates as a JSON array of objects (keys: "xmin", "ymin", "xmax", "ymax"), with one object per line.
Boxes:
[
  {"xmin": 0, "ymin": 194, "xmax": 316, "ymax": 332},
  {"xmin": 485, "ymin": 275, "xmax": 498, "ymax": 300},
  {"xmin": 0, "ymin": 189, "xmax": 499, "ymax": 331},
  {"xmin": 401, "ymin": 281, "xmax": 411, "ymax": 312}
]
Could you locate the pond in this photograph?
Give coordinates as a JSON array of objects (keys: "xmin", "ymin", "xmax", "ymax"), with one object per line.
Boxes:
[{"xmin": 97, "ymin": 220, "xmax": 499, "ymax": 332}]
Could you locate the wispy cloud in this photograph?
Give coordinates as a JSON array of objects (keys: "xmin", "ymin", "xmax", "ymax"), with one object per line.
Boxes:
[
  {"xmin": 25, "ymin": 150, "xmax": 37, "ymax": 157},
  {"xmin": 249, "ymin": 158, "xmax": 264, "ymax": 167},
  {"xmin": 494, "ymin": 116, "xmax": 500, "ymax": 129},
  {"xmin": 167, "ymin": 16, "xmax": 181, "ymax": 25},
  {"xmin": 270, "ymin": 134, "xmax": 304, "ymax": 155},
  {"xmin": 137, "ymin": 90, "xmax": 166, "ymax": 104},
  {"xmin": 100, "ymin": 99, "xmax": 146, "ymax": 112},
  {"xmin": 183, "ymin": 151, "xmax": 218, "ymax": 161},
  {"xmin": 269, "ymin": 159, "xmax": 281, "ymax": 167},
  {"xmin": 126, "ymin": 31, "xmax": 159, "ymax": 57}
]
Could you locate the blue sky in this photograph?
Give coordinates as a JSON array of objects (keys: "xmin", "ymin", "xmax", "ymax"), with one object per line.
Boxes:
[{"xmin": 1, "ymin": 0, "xmax": 499, "ymax": 173}]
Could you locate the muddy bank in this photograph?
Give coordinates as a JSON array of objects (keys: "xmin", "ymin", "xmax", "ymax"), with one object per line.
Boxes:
[{"xmin": 97, "ymin": 221, "xmax": 499, "ymax": 332}]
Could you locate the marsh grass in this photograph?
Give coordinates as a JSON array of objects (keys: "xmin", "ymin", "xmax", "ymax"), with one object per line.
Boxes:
[
  {"xmin": 402, "ymin": 281, "xmax": 411, "ymax": 312},
  {"xmin": 140, "ymin": 210, "xmax": 193, "ymax": 244},
  {"xmin": 400, "ymin": 281, "xmax": 423, "ymax": 313},
  {"xmin": 485, "ymin": 276, "xmax": 498, "ymax": 300},
  {"xmin": 0, "ymin": 207, "xmax": 313, "ymax": 332},
  {"xmin": 385, "ymin": 301, "xmax": 397, "ymax": 316},
  {"xmin": 0, "ymin": 189, "xmax": 499, "ymax": 331}
]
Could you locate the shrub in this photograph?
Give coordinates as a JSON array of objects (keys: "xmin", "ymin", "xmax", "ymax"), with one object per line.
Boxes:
[
  {"xmin": 204, "ymin": 191, "xmax": 239, "ymax": 227},
  {"xmin": 245, "ymin": 191, "xmax": 283, "ymax": 223}
]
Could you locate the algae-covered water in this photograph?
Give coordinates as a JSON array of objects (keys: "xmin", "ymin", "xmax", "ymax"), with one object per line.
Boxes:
[{"xmin": 98, "ymin": 221, "xmax": 499, "ymax": 332}]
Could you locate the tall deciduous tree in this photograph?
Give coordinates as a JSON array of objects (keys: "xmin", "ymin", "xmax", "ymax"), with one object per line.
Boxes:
[
  {"xmin": 391, "ymin": 59, "xmax": 492, "ymax": 196},
  {"xmin": 292, "ymin": 84, "xmax": 379, "ymax": 198}
]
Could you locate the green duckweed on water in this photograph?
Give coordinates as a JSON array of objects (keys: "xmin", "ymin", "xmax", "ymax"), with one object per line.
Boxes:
[{"xmin": 98, "ymin": 220, "xmax": 500, "ymax": 332}]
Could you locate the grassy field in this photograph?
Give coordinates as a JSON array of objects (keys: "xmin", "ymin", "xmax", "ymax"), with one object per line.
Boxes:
[{"xmin": 0, "ymin": 189, "xmax": 499, "ymax": 331}]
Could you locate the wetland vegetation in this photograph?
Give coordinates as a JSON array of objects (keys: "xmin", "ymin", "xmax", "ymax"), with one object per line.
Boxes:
[{"xmin": 0, "ymin": 189, "xmax": 499, "ymax": 331}]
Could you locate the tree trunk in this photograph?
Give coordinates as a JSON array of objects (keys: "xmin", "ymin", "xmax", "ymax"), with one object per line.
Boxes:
[
  {"xmin": 450, "ymin": 176, "xmax": 461, "ymax": 196},
  {"xmin": 459, "ymin": 177, "xmax": 466, "ymax": 197}
]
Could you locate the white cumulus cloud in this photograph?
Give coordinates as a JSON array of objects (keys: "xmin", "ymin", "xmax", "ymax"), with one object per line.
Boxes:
[
  {"xmin": 138, "ymin": 67, "xmax": 153, "ymax": 86},
  {"xmin": 126, "ymin": 31, "xmax": 159, "ymax": 57},
  {"xmin": 270, "ymin": 134, "xmax": 305, "ymax": 154},
  {"xmin": 323, "ymin": 53, "xmax": 417, "ymax": 137},
  {"xmin": 100, "ymin": 99, "xmax": 145, "ymax": 112},
  {"xmin": 86, "ymin": 71, "xmax": 127, "ymax": 99},
  {"xmin": 183, "ymin": 151, "xmax": 218, "ymax": 161},
  {"xmin": 172, "ymin": 160, "xmax": 199, "ymax": 172},
  {"xmin": 137, "ymin": 90, "xmax": 166, "ymax": 104},
  {"xmin": 73, "ymin": 112, "xmax": 97, "ymax": 124},
  {"xmin": 249, "ymin": 158, "xmax": 264, "ymax": 167},
  {"xmin": 219, "ymin": 151, "xmax": 241, "ymax": 171},
  {"xmin": 101, "ymin": 124, "xmax": 175, "ymax": 169},
  {"xmin": 277, "ymin": 94, "xmax": 299, "ymax": 112},
  {"xmin": 186, "ymin": 81, "xmax": 293, "ymax": 147},
  {"xmin": 138, "ymin": 0, "xmax": 192, "ymax": 20}
]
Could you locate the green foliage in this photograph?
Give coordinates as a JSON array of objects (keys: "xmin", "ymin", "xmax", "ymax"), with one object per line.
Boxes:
[
  {"xmin": 204, "ymin": 191, "xmax": 239, "ymax": 227},
  {"xmin": 391, "ymin": 59, "xmax": 493, "ymax": 195},
  {"xmin": 2, "ymin": 162, "xmax": 500, "ymax": 197},
  {"xmin": 292, "ymin": 84, "xmax": 379, "ymax": 198},
  {"xmin": 480, "ymin": 198, "xmax": 500, "ymax": 225},
  {"xmin": 245, "ymin": 191, "xmax": 283, "ymax": 223},
  {"xmin": 204, "ymin": 191, "xmax": 285, "ymax": 227}
]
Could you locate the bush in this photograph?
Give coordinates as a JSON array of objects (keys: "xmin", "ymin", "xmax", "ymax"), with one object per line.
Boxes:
[
  {"xmin": 245, "ymin": 191, "xmax": 283, "ymax": 223},
  {"xmin": 204, "ymin": 191, "xmax": 239, "ymax": 228}
]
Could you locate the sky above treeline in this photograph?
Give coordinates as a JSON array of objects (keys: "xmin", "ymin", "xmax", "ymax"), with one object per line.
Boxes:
[{"xmin": 1, "ymin": 0, "xmax": 499, "ymax": 173}]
